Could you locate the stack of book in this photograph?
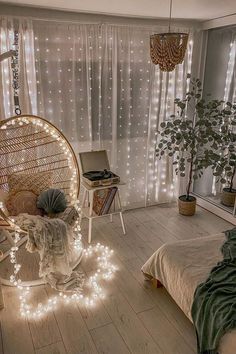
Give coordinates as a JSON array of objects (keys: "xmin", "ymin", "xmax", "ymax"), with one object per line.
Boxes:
[{"xmin": 93, "ymin": 187, "xmax": 117, "ymax": 216}]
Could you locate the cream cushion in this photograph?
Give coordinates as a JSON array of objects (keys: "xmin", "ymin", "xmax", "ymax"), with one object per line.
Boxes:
[{"xmin": 6, "ymin": 171, "xmax": 52, "ymax": 216}]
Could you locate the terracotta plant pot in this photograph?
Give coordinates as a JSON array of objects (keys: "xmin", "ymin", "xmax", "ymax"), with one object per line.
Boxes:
[
  {"xmin": 221, "ymin": 188, "xmax": 236, "ymax": 207},
  {"xmin": 178, "ymin": 195, "xmax": 196, "ymax": 216}
]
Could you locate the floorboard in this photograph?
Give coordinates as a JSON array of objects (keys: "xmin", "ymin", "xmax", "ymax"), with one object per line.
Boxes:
[
  {"xmin": 1, "ymin": 287, "xmax": 35, "ymax": 354},
  {"xmin": 100, "ymin": 281, "xmax": 162, "ymax": 354},
  {"xmin": 138, "ymin": 307, "xmax": 196, "ymax": 354},
  {"xmin": 28, "ymin": 287, "xmax": 61, "ymax": 349},
  {"xmin": 90, "ymin": 323, "xmax": 130, "ymax": 354},
  {"xmin": 78, "ymin": 298, "xmax": 112, "ymax": 331},
  {"xmin": 35, "ymin": 341, "xmax": 67, "ymax": 354},
  {"xmin": 51, "ymin": 299, "xmax": 98, "ymax": 354}
]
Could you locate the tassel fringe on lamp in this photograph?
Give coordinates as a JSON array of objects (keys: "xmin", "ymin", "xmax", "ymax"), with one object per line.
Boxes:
[{"xmin": 150, "ymin": 0, "xmax": 189, "ymax": 72}]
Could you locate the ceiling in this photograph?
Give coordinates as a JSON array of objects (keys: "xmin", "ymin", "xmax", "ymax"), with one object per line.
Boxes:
[{"xmin": 0, "ymin": 0, "xmax": 236, "ymax": 21}]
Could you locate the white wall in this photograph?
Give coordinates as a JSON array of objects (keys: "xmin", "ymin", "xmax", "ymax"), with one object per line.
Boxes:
[{"xmin": 0, "ymin": 3, "xmax": 200, "ymax": 29}]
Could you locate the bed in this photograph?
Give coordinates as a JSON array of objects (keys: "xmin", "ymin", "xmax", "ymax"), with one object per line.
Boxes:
[{"xmin": 141, "ymin": 233, "xmax": 236, "ymax": 354}]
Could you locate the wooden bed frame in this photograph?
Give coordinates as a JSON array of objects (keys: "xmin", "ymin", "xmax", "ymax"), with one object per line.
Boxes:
[{"xmin": 142, "ymin": 271, "xmax": 163, "ymax": 288}]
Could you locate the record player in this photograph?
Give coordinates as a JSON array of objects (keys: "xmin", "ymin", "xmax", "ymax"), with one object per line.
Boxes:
[{"xmin": 78, "ymin": 150, "xmax": 120, "ymax": 187}]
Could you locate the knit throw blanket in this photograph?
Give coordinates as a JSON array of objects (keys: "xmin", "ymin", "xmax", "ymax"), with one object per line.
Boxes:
[
  {"xmin": 14, "ymin": 214, "xmax": 84, "ymax": 292},
  {"xmin": 191, "ymin": 227, "xmax": 236, "ymax": 354}
]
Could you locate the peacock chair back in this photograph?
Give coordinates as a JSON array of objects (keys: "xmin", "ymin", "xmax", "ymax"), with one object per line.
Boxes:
[{"xmin": 0, "ymin": 115, "xmax": 80, "ymax": 223}]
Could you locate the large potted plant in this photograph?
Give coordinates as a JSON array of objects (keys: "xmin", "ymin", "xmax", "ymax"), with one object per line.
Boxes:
[
  {"xmin": 156, "ymin": 76, "xmax": 226, "ymax": 216},
  {"xmin": 208, "ymin": 101, "xmax": 236, "ymax": 207}
]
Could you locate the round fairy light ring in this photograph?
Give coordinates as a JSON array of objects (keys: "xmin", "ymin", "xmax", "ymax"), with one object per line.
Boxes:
[
  {"xmin": 0, "ymin": 115, "xmax": 117, "ymax": 317},
  {"xmin": 0, "ymin": 114, "xmax": 81, "ymax": 287}
]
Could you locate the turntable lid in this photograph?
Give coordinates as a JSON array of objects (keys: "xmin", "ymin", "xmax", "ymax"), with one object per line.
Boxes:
[{"xmin": 78, "ymin": 150, "xmax": 110, "ymax": 174}]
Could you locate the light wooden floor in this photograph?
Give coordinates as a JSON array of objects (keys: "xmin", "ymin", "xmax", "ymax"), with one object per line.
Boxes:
[{"xmin": 0, "ymin": 204, "xmax": 233, "ymax": 354}]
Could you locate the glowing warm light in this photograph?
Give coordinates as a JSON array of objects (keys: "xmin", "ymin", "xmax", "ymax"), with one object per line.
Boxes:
[
  {"xmin": 2, "ymin": 116, "xmax": 117, "ymax": 318},
  {"xmin": 9, "ymin": 201, "xmax": 117, "ymax": 319}
]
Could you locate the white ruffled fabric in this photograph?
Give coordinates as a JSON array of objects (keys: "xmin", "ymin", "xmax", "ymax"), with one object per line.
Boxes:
[{"xmin": 14, "ymin": 214, "xmax": 84, "ymax": 292}]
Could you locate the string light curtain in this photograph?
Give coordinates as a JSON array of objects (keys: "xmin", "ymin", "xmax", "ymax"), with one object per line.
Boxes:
[
  {"xmin": 0, "ymin": 17, "xmax": 196, "ymax": 208},
  {"xmin": 0, "ymin": 17, "xmax": 37, "ymax": 117}
]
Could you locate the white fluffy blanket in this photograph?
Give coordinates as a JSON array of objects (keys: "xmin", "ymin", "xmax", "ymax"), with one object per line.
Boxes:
[{"xmin": 14, "ymin": 214, "xmax": 84, "ymax": 292}]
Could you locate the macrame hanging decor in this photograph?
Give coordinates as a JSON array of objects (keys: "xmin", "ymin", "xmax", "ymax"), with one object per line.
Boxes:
[
  {"xmin": 150, "ymin": 0, "xmax": 189, "ymax": 72},
  {"xmin": 11, "ymin": 30, "xmax": 21, "ymax": 115}
]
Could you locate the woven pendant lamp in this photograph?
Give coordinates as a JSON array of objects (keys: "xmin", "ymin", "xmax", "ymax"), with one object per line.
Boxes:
[{"xmin": 150, "ymin": 0, "xmax": 189, "ymax": 72}]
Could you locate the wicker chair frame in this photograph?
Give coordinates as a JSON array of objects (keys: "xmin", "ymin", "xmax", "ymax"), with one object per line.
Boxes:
[{"xmin": 0, "ymin": 114, "xmax": 81, "ymax": 286}]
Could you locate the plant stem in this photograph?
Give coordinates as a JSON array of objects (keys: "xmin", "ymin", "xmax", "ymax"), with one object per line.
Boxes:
[
  {"xmin": 186, "ymin": 159, "xmax": 193, "ymax": 200},
  {"xmin": 229, "ymin": 165, "xmax": 236, "ymax": 192}
]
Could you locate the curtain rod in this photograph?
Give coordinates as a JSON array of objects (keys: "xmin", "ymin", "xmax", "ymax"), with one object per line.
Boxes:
[
  {"xmin": 32, "ymin": 17, "xmax": 192, "ymax": 29},
  {"xmin": 0, "ymin": 13, "xmax": 198, "ymax": 30}
]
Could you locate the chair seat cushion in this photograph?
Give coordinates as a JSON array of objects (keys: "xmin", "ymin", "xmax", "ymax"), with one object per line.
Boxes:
[{"xmin": 6, "ymin": 171, "xmax": 52, "ymax": 216}]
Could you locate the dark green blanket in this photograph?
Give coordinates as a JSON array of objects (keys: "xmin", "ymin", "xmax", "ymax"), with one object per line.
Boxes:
[{"xmin": 191, "ymin": 227, "xmax": 236, "ymax": 354}]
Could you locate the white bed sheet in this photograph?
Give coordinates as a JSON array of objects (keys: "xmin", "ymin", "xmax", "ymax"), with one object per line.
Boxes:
[{"xmin": 141, "ymin": 233, "xmax": 236, "ymax": 354}]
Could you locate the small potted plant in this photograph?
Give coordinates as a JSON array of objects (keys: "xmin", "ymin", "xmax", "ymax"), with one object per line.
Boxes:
[
  {"xmin": 156, "ymin": 75, "xmax": 226, "ymax": 216},
  {"xmin": 208, "ymin": 102, "xmax": 236, "ymax": 207}
]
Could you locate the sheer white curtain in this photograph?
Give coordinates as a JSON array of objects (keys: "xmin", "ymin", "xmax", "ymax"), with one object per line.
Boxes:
[
  {"xmin": 211, "ymin": 31, "xmax": 236, "ymax": 197},
  {"xmin": 0, "ymin": 16, "xmax": 197, "ymax": 208},
  {"xmin": 0, "ymin": 17, "xmax": 37, "ymax": 117},
  {"xmin": 0, "ymin": 17, "xmax": 14, "ymax": 119},
  {"xmin": 224, "ymin": 35, "xmax": 236, "ymax": 104},
  {"xmin": 221, "ymin": 33, "xmax": 236, "ymax": 192},
  {"xmin": 194, "ymin": 29, "xmax": 236, "ymax": 198}
]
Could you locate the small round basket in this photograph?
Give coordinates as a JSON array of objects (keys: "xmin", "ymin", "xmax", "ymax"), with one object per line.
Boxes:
[
  {"xmin": 178, "ymin": 195, "xmax": 196, "ymax": 216},
  {"xmin": 221, "ymin": 188, "xmax": 236, "ymax": 207}
]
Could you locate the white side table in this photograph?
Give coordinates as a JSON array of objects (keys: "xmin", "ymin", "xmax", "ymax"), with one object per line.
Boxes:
[{"xmin": 81, "ymin": 181, "xmax": 126, "ymax": 243}]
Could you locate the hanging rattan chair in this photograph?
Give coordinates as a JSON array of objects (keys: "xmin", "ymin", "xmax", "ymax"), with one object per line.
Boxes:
[{"xmin": 0, "ymin": 114, "xmax": 81, "ymax": 286}]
